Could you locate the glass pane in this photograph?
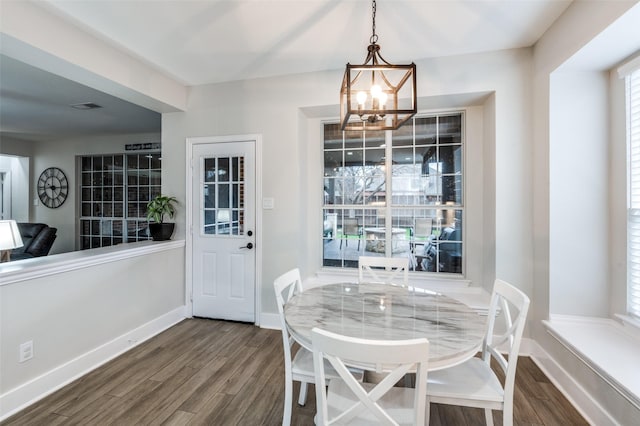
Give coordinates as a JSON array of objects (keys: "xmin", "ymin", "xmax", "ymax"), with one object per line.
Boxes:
[
  {"xmin": 204, "ymin": 184, "xmax": 214, "ymax": 208},
  {"xmin": 204, "ymin": 210, "xmax": 215, "ymax": 234},
  {"xmin": 218, "ymin": 158, "xmax": 230, "ymax": 182},
  {"xmin": 364, "ymin": 130, "xmax": 385, "ymax": 149},
  {"xmin": 324, "ymin": 177, "xmax": 341, "ymax": 205},
  {"xmin": 204, "ymin": 159, "xmax": 216, "ymax": 182},
  {"xmin": 218, "ymin": 183, "xmax": 230, "ymax": 208},
  {"xmin": 127, "ymin": 154, "xmax": 138, "ymax": 169},
  {"xmin": 139, "ymin": 170, "xmax": 149, "ymax": 185},
  {"xmin": 150, "ymin": 153, "xmax": 161, "ymax": 169},
  {"xmin": 139, "ymin": 186, "xmax": 149, "ymax": 202},
  {"xmin": 92, "ymin": 156, "xmax": 103, "ymax": 170},
  {"xmin": 127, "ymin": 187, "xmax": 137, "ymax": 201},
  {"xmin": 232, "ymin": 157, "xmax": 239, "ymax": 181},
  {"xmin": 232, "ymin": 184, "xmax": 238, "ymax": 208},
  {"xmin": 415, "ymin": 117, "xmax": 437, "ymax": 145},
  {"xmin": 150, "ymin": 170, "xmax": 161, "ymax": 186},
  {"xmin": 344, "ymin": 129, "xmax": 363, "ymax": 149},
  {"xmin": 391, "ymin": 120, "xmax": 415, "ymax": 147},
  {"xmin": 82, "ymin": 172, "xmax": 92, "ymax": 186},
  {"xmin": 82, "ymin": 157, "xmax": 92, "ymax": 172},
  {"xmin": 324, "ymin": 123, "xmax": 342, "ymax": 150},
  {"xmin": 324, "ymin": 151, "xmax": 343, "ymax": 175},
  {"xmin": 114, "ymin": 203, "xmax": 124, "ymax": 217}
]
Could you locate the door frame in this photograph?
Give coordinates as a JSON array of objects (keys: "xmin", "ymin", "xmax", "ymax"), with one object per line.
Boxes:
[{"xmin": 185, "ymin": 134, "xmax": 263, "ymax": 325}]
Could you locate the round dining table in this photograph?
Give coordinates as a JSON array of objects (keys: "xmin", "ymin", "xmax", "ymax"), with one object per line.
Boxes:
[{"xmin": 284, "ymin": 282, "xmax": 486, "ymax": 371}]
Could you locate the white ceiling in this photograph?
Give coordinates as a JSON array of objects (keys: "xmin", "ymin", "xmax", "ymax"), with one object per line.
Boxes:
[
  {"xmin": 1, "ymin": 0, "xmax": 573, "ymax": 143},
  {"xmin": 41, "ymin": 0, "xmax": 573, "ymax": 86}
]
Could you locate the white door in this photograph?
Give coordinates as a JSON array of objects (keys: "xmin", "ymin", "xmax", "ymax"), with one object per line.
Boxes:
[{"xmin": 192, "ymin": 141, "xmax": 255, "ymax": 322}]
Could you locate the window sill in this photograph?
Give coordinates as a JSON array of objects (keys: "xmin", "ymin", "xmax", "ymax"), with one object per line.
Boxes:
[{"xmin": 543, "ymin": 315, "xmax": 640, "ymax": 409}]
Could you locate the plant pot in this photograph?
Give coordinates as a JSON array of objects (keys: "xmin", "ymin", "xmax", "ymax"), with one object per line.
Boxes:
[{"xmin": 149, "ymin": 223, "xmax": 175, "ymax": 241}]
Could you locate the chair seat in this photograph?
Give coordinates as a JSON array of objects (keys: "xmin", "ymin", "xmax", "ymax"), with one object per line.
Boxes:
[
  {"xmin": 292, "ymin": 347, "xmax": 363, "ymax": 382},
  {"xmin": 427, "ymin": 357, "xmax": 504, "ymax": 406},
  {"xmin": 326, "ymin": 380, "xmax": 418, "ymax": 426}
]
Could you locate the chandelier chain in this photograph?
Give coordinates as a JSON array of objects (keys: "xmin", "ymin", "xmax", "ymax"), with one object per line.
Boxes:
[{"xmin": 370, "ymin": 0, "xmax": 378, "ymax": 44}]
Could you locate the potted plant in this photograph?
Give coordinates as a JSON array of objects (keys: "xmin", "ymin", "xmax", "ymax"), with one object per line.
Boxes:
[{"xmin": 146, "ymin": 195, "xmax": 177, "ymax": 241}]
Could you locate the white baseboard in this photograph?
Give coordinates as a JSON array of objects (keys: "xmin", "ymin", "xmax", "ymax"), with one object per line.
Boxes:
[
  {"xmin": 0, "ymin": 306, "xmax": 187, "ymax": 421},
  {"xmin": 259, "ymin": 312, "xmax": 281, "ymax": 330},
  {"xmin": 528, "ymin": 339, "xmax": 617, "ymax": 426}
]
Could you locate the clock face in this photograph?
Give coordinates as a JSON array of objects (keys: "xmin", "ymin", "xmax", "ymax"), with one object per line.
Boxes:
[{"xmin": 38, "ymin": 167, "xmax": 69, "ymax": 208}]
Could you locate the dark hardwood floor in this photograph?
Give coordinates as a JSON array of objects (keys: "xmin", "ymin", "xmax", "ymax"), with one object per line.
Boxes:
[{"xmin": 2, "ymin": 318, "xmax": 588, "ymax": 425}]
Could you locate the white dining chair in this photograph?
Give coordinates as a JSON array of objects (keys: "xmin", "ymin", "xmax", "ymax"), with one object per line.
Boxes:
[
  {"xmin": 312, "ymin": 327, "xmax": 430, "ymax": 426},
  {"xmin": 274, "ymin": 269, "xmax": 362, "ymax": 426},
  {"xmin": 426, "ymin": 279, "xmax": 530, "ymax": 426},
  {"xmin": 358, "ymin": 256, "xmax": 409, "ymax": 285}
]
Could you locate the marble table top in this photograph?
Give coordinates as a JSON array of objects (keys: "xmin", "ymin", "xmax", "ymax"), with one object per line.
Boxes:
[{"xmin": 284, "ymin": 282, "xmax": 485, "ymax": 371}]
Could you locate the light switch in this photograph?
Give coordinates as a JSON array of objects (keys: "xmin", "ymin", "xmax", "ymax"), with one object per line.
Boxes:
[{"xmin": 263, "ymin": 197, "xmax": 275, "ymax": 209}]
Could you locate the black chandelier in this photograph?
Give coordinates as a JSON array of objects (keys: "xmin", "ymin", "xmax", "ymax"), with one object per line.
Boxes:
[{"xmin": 340, "ymin": 0, "xmax": 417, "ymax": 131}]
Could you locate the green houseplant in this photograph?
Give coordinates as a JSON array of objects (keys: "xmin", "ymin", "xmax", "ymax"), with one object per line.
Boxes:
[{"xmin": 146, "ymin": 195, "xmax": 177, "ymax": 241}]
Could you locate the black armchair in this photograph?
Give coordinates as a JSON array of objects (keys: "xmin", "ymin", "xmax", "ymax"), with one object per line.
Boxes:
[{"xmin": 10, "ymin": 223, "xmax": 57, "ymax": 261}]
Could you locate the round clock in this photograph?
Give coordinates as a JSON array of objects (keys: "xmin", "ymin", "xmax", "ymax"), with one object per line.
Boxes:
[{"xmin": 38, "ymin": 167, "xmax": 69, "ymax": 208}]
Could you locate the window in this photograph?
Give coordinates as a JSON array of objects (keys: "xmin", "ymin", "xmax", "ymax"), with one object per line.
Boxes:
[
  {"xmin": 79, "ymin": 153, "xmax": 161, "ymax": 249},
  {"xmin": 625, "ymin": 64, "xmax": 640, "ymax": 319},
  {"xmin": 323, "ymin": 113, "xmax": 464, "ymax": 274}
]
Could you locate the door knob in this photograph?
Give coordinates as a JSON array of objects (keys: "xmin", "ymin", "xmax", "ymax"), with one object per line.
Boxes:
[{"xmin": 240, "ymin": 242, "xmax": 254, "ymax": 250}]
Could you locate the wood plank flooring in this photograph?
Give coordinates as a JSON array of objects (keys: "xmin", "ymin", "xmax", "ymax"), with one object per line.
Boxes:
[{"xmin": 2, "ymin": 318, "xmax": 588, "ymax": 426}]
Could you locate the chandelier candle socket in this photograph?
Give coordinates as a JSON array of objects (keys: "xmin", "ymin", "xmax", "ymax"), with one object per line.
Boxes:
[{"xmin": 340, "ymin": 0, "xmax": 417, "ymax": 131}]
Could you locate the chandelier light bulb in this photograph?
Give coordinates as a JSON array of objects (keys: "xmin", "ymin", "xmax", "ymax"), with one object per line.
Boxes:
[
  {"xmin": 370, "ymin": 84, "xmax": 382, "ymax": 98},
  {"xmin": 357, "ymin": 91, "xmax": 368, "ymax": 105},
  {"xmin": 378, "ymin": 91, "xmax": 388, "ymax": 107}
]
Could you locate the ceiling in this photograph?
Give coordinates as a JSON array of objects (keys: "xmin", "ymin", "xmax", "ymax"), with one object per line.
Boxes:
[{"xmin": 1, "ymin": 0, "xmax": 573, "ymax": 144}]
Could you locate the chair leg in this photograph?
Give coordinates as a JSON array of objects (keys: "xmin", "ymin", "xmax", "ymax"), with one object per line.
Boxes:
[
  {"xmin": 425, "ymin": 400, "xmax": 430, "ymax": 426},
  {"xmin": 283, "ymin": 376, "xmax": 292, "ymax": 426},
  {"xmin": 297, "ymin": 381, "xmax": 308, "ymax": 406},
  {"xmin": 484, "ymin": 408, "xmax": 494, "ymax": 426}
]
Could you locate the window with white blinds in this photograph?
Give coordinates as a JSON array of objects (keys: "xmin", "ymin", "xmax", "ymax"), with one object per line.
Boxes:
[{"xmin": 625, "ymin": 64, "xmax": 640, "ymax": 319}]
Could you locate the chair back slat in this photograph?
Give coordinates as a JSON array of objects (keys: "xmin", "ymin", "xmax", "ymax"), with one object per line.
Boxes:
[
  {"xmin": 358, "ymin": 256, "xmax": 409, "ymax": 285},
  {"xmin": 312, "ymin": 327, "xmax": 429, "ymax": 426},
  {"xmin": 483, "ymin": 279, "xmax": 530, "ymax": 396}
]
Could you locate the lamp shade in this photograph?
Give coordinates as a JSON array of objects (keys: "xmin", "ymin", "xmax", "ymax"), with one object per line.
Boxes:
[{"xmin": 0, "ymin": 220, "xmax": 24, "ymax": 250}]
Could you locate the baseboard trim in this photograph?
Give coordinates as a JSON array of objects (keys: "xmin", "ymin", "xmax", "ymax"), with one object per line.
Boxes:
[
  {"xmin": 528, "ymin": 339, "xmax": 617, "ymax": 426},
  {"xmin": 0, "ymin": 306, "xmax": 187, "ymax": 421},
  {"xmin": 259, "ymin": 312, "xmax": 281, "ymax": 330}
]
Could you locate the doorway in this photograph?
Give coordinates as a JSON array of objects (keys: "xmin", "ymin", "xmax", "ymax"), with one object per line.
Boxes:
[{"xmin": 187, "ymin": 135, "xmax": 262, "ymax": 323}]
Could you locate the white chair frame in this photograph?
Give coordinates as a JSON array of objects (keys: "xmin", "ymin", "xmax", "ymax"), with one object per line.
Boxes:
[
  {"xmin": 274, "ymin": 269, "xmax": 362, "ymax": 426},
  {"xmin": 426, "ymin": 279, "xmax": 530, "ymax": 426},
  {"xmin": 358, "ymin": 256, "xmax": 409, "ymax": 285},
  {"xmin": 312, "ymin": 327, "xmax": 429, "ymax": 426}
]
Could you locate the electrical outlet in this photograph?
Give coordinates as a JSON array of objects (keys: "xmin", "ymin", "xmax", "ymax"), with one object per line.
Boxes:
[{"xmin": 19, "ymin": 341, "xmax": 33, "ymax": 363}]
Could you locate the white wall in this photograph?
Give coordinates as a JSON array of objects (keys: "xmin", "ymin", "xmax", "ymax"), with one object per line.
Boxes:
[
  {"xmin": 549, "ymin": 71, "xmax": 609, "ymax": 316},
  {"xmin": 532, "ymin": 1, "xmax": 640, "ymax": 423},
  {"xmin": 31, "ymin": 133, "xmax": 160, "ymax": 254},
  {"xmin": 0, "ymin": 243, "xmax": 186, "ymax": 418},
  {"xmin": 0, "ymin": 155, "xmax": 29, "ymax": 221},
  {"xmin": 163, "ymin": 48, "xmax": 533, "ymax": 319}
]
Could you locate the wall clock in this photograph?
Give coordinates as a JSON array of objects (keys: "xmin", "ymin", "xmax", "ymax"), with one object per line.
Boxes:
[{"xmin": 38, "ymin": 167, "xmax": 69, "ymax": 208}]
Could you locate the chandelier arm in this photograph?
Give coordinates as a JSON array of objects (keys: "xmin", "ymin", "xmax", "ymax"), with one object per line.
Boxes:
[{"xmin": 373, "ymin": 49, "xmax": 392, "ymax": 66}]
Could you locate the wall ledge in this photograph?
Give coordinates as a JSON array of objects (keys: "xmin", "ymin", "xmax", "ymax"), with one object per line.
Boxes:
[
  {"xmin": 0, "ymin": 240, "xmax": 185, "ymax": 286},
  {"xmin": 543, "ymin": 315, "xmax": 640, "ymax": 410}
]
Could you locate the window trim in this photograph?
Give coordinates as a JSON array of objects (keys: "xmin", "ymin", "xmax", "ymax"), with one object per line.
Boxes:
[
  {"xmin": 321, "ymin": 112, "xmax": 466, "ymax": 275},
  {"xmin": 621, "ymin": 55, "xmax": 640, "ymax": 319}
]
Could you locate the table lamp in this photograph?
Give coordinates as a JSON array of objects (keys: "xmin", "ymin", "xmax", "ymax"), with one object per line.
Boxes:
[{"xmin": 0, "ymin": 220, "xmax": 24, "ymax": 262}]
